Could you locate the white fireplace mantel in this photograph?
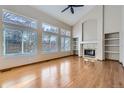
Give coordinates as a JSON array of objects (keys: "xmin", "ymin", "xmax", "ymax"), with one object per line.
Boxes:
[{"xmin": 80, "ymin": 41, "xmax": 98, "ymax": 44}]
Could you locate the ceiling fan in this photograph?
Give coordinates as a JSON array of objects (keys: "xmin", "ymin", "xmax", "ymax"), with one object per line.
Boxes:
[{"xmin": 61, "ymin": 5, "xmax": 84, "ymax": 14}]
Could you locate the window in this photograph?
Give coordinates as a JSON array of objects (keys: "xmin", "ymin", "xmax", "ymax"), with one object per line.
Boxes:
[
  {"xmin": 42, "ymin": 23, "xmax": 58, "ymax": 33},
  {"xmin": 3, "ymin": 9, "xmax": 37, "ymax": 29},
  {"xmin": 23, "ymin": 31, "xmax": 37, "ymax": 53},
  {"xmin": 61, "ymin": 29, "xmax": 71, "ymax": 36},
  {"xmin": 61, "ymin": 37, "xmax": 71, "ymax": 51},
  {"xmin": 65, "ymin": 37, "xmax": 71, "ymax": 51},
  {"xmin": 61, "ymin": 29, "xmax": 71, "ymax": 51},
  {"xmin": 42, "ymin": 23, "xmax": 58, "ymax": 52},
  {"xmin": 3, "ymin": 10, "xmax": 37, "ymax": 55},
  {"xmin": 4, "ymin": 29, "xmax": 22, "ymax": 54}
]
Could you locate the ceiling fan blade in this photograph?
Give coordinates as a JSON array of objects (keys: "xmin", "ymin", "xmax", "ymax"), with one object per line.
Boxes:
[
  {"xmin": 61, "ymin": 6, "xmax": 70, "ymax": 13},
  {"xmin": 70, "ymin": 7, "xmax": 74, "ymax": 14},
  {"xmin": 71, "ymin": 5, "xmax": 84, "ymax": 7}
]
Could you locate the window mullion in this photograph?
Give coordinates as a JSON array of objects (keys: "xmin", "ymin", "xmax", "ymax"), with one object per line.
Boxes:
[
  {"xmin": 64, "ymin": 37, "xmax": 66, "ymax": 51},
  {"xmin": 3, "ymin": 30, "xmax": 6, "ymax": 55},
  {"xmin": 49, "ymin": 34, "xmax": 51, "ymax": 52},
  {"xmin": 22, "ymin": 31, "xmax": 24, "ymax": 54},
  {"xmin": 58, "ymin": 28, "xmax": 61, "ymax": 52}
]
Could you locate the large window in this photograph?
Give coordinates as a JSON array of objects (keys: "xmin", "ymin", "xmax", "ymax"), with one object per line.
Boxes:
[
  {"xmin": 61, "ymin": 29, "xmax": 71, "ymax": 51},
  {"xmin": 3, "ymin": 10, "xmax": 37, "ymax": 55},
  {"xmin": 42, "ymin": 23, "xmax": 58, "ymax": 52},
  {"xmin": 42, "ymin": 24, "xmax": 71, "ymax": 52}
]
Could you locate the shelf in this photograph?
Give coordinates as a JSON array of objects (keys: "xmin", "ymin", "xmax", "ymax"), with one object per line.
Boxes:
[
  {"xmin": 73, "ymin": 45, "xmax": 78, "ymax": 46},
  {"xmin": 72, "ymin": 43, "xmax": 78, "ymax": 45},
  {"xmin": 105, "ymin": 38, "xmax": 120, "ymax": 41},
  {"xmin": 73, "ymin": 41, "xmax": 78, "ymax": 42},
  {"xmin": 73, "ymin": 49, "xmax": 78, "ymax": 50},
  {"xmin": 105, "ymin": 45, "xmax": 120, "ymax": 47},
  {"xmin": 105, "ymin": 51, "xmax": 119, "ymax": 54},
  {"xmin": 73, "ymin": 37, "xmax": 79, "ymax": 55}
]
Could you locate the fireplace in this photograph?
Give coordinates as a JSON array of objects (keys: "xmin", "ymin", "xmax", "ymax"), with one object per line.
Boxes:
[{"xmin": 84, "ymin": 49, "xmax": 95, "ymax": 57}]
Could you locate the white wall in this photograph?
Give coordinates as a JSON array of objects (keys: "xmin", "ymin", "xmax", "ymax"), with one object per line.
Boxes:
[
  {"xmin": 0, "ymin": 5, "xmax": 72, "ymax": 70},
  {"xmin": 73, "ymin": 6, "xmax": 104, "ymax": 60},
  {"xmin": 104, "ymin": 6, "xmax": 122, "ymax": 34},
  {"xmin": 120, "ymin": 6, "xmax": 124, "ymax": 66},
  {"xmin": 83, "ymin": 19, "xmax": 97, "ymax": 41}
]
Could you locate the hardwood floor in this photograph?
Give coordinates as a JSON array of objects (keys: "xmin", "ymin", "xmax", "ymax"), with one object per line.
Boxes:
[{"xmin": 0, "ymin": 56, "xmax": 124, "ymax": 88}]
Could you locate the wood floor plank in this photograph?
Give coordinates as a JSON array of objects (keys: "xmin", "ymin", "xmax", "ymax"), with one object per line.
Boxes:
[{"xmin": 0, "ymin": 56, "xmax": 124, "ymax": 88}]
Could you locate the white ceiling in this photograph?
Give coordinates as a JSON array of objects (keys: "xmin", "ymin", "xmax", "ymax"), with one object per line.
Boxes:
[{"xmin": 32, "ymin": 5, "xmax": 95, "ymax": 26}]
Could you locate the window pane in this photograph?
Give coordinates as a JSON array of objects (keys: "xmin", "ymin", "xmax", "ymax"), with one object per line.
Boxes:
[
  {"xmin": 42, "ymin": 33, "xmax": 50, "ymax": 52},
  {"xmin": 65, "ymin": 37, "xmax": 71, "ymax": 51},
  {"xmin": 42, "ymin": 23, "xmax": 58, "ymax": 33},
  {"xmin": 61, "ymin": 37, "xmax": 65, "ymax": 51},
  {"xmin": 4, "ymin": 29, "xmax": 22, "ymax": 54},
  {"xmin": 61, "ymin": 29, "xmax": 71, "ymax": 36},
  {"xmin": 61, "ymin": 37, "xmax": 71, "ymax": 51},
  {"xmin": 66, "ymin": 31, "xmax": 71, "ymax": 36},
  {"xmin": 50, "ymin": 35, "xmax": 58, "ymax": 52},
  {"xmin": 42, "ymin": 33, "xmax": 58, "ymax": 52},
  {"xmin": 23, "ymin": 31, "xmax": 37, "ymax": 53},
  {"xmin": 61, "ymin": 29, "xmax": 66, "ymax": 36},
  {"xmin": 3, "ymin": 10, "xmax": 37, "ymax": 29}
]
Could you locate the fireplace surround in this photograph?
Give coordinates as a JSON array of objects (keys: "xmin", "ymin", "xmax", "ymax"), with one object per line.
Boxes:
[{"xmin": 84, "ymin": 49, "xmax": 95, "ymax": 57}]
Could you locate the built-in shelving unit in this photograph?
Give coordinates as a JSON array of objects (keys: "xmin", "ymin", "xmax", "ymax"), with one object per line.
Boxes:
[
  {"xmin": 72, "ymin": 38, "xmax": 78, "ymax": 55},
  {"xmin": 104, "ymin": 32, "xmax": 120, "ymax": 61}
]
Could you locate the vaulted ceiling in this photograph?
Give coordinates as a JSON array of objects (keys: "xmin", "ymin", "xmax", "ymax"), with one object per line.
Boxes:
[{"xmin": 32, "ymin": 5, "xmax": 95, "ymax": 26}]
